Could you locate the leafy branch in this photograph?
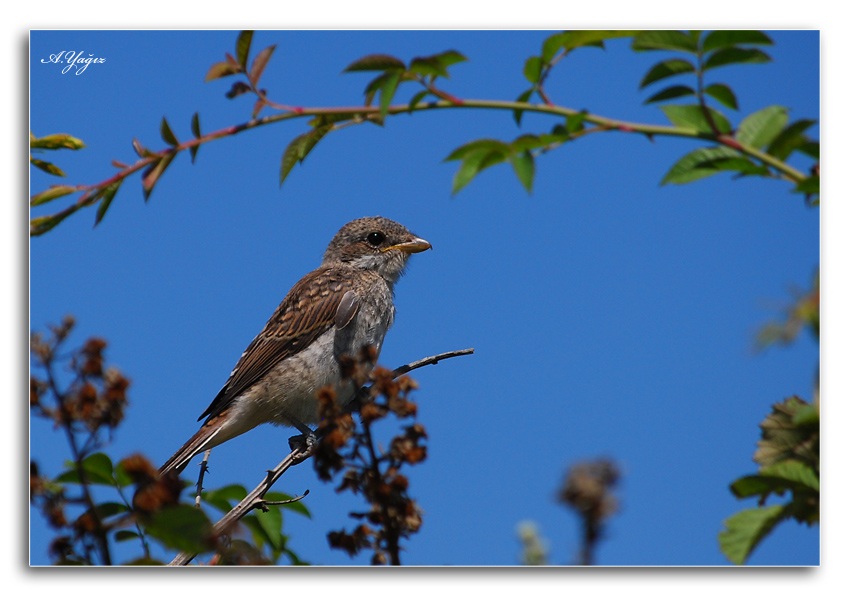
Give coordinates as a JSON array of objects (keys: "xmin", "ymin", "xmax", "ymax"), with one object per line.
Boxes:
[
  {"xmin": 30, "ymin": 30, "xmax": 819, "ymax": 237},
  {"xmin": 718, "ymin": 273, "xmax": 819, "ymax": 565}
]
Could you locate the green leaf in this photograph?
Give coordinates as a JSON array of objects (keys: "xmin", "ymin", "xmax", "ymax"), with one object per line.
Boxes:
[
  {"xmin": 115, "ymin": 530, "xmax": 142, "ymax": 543},
  {"xmin": 445, "ymin": 138, "xmax": 510, "ymax": 162},
  {"xmin": 252, "ymin": 507, "xmax": 285, "ymax": 551},
  {"xmin": 565, "ymin": 112, "xmax": 587, "ymax": 134},
  {"xmin": 279, "ymin": 125, "xmax": 333, "ymax": 186},
  {"xmin": 111, "ymin": 459, "xmax": 134, "ymax": 487},
  {"xmin": 93, "ymin": 501, "xmax": 129, "ymax": 519},
  {"xmin": 142, "ymin": 505, "xmax": 215, "ymax": 554},
  {"xmin": 730, "ymin": 460, "xmax": 819, "ymax": 499},
  {"xmin": 264, "ymin": 491, "xmax": 311, "ymax": 518},
  {"xmin": 510, "ymin": 133, "xmax": 549, "ymax": 152},
  {"xmin": 632, "ymin": 30, "xmax": 699, "ymax": 53},
  {"xmin": 235, "ymin": 30, "xmax": 254, "ymax": 69},
  {"xmin": 513, "ymin": 88, "xmax": 534, "ymax": 126},
  {"xmin": 30, "ymin": 185, "xmax": 77, "ymax": 206},
  {"xmin": 762, "ymin": 460, "xmax": 819, "ymax": 492},
  {"xmin": 799, "ymin": 140, "xmax": 819, "ymax": 159},
  {"xmin": 795, "ymin": 175, "xmax": 819, "ymax": 196},
  {"xmin": 160, "ymin": 117, "xmax": 179, "ymax": 147},
  {"xmin": 541, "ymin": 32, "xmax": 568, "ymax": 62},
  {"xmin": 81, "ymin": 452, "xmax": 115, "ymax": 483},
  {"xmin": 765, "ymin": 119, "xmax": 817, "ymax": 160},
  {"xmin": 204, "ymin": 61, "xmax": 241, "ymax": 82},
  {"xmin": 510, "ymin": 151, "xmax": 535, "ymax": 193},
  {"xmin": 429, "ymin": 49, "xmax": 466, "ymax": 74},
  {"xmin": 249, "ymin": 44, "xmax": 276, "ymax": 85},
  {"xmin": 30, "ymin": 158, "xmax": 66, "ymax": 177},
  {"xmin": 791, "ymin": 404, "xmax": 819, "ymax": 427},
  {"xmin": 56, "ymin": 453, "xmax": 116, "ymax": 485},
  {"xmin": 363, "ymin": 70, "xmax": 406, "ymax": 107},
  {"xmin": 141, "ymin": 152, "xmax": 175, "ymax": 201},
  {"xmin": 191, "ymin": 112, "xmax": 201, "ymax": 138},
  {"xmin": 697, "ymin": 156, "xmax": 768, "ymax": 177},
  {"xmin": 343, "ymin": 54, "xmax": 406, "ymax": 72},
  {"xmin": 379, "ymin": 69, "xmax": 402, "ymax": 118},
  {"xmin": 409, "ymin": 56, "xmax": 444, "ymax": 79},
  {"xmin": 523, "ymin": 56, "xmax": 543, "ymax": 84},
  {"xmin": 446, "ymin": 140, "xmax": 511, "ymax": 194},
  {"xmin": 408, "ymin": 89, "xmax": 430, "ymax": 111},
  {"xmin": 30, "ymin": 205, "xmax": 79, "ymax": 236},
  {"xmin": 661, "ymin": 146, "xmax": 741, "ymax": 184},
  {"xmin": 190, "ymin": 112, "xmax": 201, "ymax": 163},
  {"xmin": 409, "ymin": 50, "xmax": 466, "ymax": 79},
  {"xmin": 661, "ymin": 104, "xmax": 731, "ymax": 134},
  {"xmin": 736, "ymin": 105, "xmax": 788, "ymax": 149},
  {"xmin": 701, "ymin": 30, "xmax": 773, "ymax": 52},
  {"xmin": 704, "ymin": 83, "xmax": 739, "ymax": 110},
  {"xmin": 30, "ymin": 133, "xmax": 86, "ymax": 150},
  {"xmin": 31, "ymin": 211, "xmax": 76, "ymax": 236},
  {"xmin": 639, "ymin": 59, "xmax": 696, "ymax": 88},
  {"xmin": 644, "ymin": 84, "xmax": 696, "ymax": 104},
  {"xmin": 550, "ymin": 30, "xmax": 636, "ymax": 54},
  {"xmin": 718, "ymin": 505, "xmax": 787, "ymax": 564},
  {"xmin": 94, "ymin": 181, "xmax": 122, "ymax": 226},
  {"xmin": 201, "ymin": 484, "xmax": 248, "ymax": 513},
  {"xmin": 704, "ymin": 47, "xmax": 771, "ymax": 71}
]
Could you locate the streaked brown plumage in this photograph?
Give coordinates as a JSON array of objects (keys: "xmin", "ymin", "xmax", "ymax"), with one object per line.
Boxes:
[{"xmin": 159, "ymin": 217, "xmax": 430, "ymax": 475}]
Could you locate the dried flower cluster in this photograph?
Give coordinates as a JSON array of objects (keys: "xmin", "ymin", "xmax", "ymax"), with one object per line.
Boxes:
[
  {"xmin": 314, "ymin": 347, "xmax": 426, "ymax": 565},
  {"xmin": 30, "ymin": 317, "xmax": 137, "ymax": 564},
  {"xmin": 558, "ymin": 458, "xmax": 620, "ymax": 565},
  {"xmin": 31, "ymin": 316, "xmax": 130, "ymax": 434}
]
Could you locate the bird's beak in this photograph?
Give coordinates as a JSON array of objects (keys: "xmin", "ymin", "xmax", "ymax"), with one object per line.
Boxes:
[{"xmin": 384, "ymin": 237, "xmax": 432, "ymax": 254}]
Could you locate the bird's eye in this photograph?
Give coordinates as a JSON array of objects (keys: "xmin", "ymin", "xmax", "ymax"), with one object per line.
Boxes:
[{"xmin": 366, "ymin": 231, "xmax": 386, "ymax": 246}]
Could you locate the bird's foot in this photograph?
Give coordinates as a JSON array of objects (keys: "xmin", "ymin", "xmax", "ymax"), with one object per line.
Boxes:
[{"xmin": 288, "ymin": 431, "xmax": 317, "ymax": 453}]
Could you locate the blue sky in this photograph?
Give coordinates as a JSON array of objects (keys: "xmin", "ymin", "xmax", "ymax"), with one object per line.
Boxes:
[{"xmin": 29, "ymin": 28, "xmax": 820, "ymax": 567}]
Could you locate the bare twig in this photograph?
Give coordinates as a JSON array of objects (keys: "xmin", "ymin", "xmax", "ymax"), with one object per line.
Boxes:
[
  {"xmin": 390, "ymin": 348, "xmax": 474, "ymax": 377},
  {"xmin": 168, "ymin": 347, "xmax": 474, "ymax": 566},
  {"xmin": 194, "ymin": 450, "xmax": 212, "ymax": 507},
  {"xmin": 168, "ymin": 443, "xmax": 313, "ymax": 566}
]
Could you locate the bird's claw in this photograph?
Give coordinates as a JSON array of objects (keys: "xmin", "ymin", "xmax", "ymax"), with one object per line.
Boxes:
[{"xmin": 288, "ymin": 431, "xmax": 317, "ymax": 453}]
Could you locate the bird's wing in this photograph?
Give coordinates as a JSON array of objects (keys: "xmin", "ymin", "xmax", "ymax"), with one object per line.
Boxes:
[{"xmin": 197, "ymin": 267, "xmax": 360, "ymax": 422}]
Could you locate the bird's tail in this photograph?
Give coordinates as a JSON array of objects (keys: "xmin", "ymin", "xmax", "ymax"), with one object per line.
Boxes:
[{"xmin": 159, "ymin": 420, "xmax": 226, "ymax": 476}]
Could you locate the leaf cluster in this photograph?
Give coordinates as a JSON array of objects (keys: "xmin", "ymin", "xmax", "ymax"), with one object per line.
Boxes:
[
  {"xmin": 449, "ymin": 32, "xmax": 635, "ymax": 195},
  {"xmin": 718, "ymin": 396, "xmax": 819, "ymax": 564},
  {"xmin": 755, "ymin": 271, "xmax": 819, "ymax": 350},
  {"xmin": 206, "ymin": 30, "xmax": 279, "ymax": 119},
  {"xmin": 278, "ymin": 48, "xmax": 468, "ymax": 188},
  {"xmin": 202, "ymin": 484, "xmax": 310, "ymax": 565},
  {"xmin": 631, "ymin": 31, "xmax": 819, "ymax": 198}
]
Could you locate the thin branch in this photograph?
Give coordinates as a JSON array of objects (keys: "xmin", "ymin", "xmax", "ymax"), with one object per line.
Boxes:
[
  {"xmin": 44, "ymin": 358, "xmax": 113, "ymax": 566},
  {"xmin": 167, "ymin": 347, "xmax": 473, "ymax": 566},
  {"xmin": 390, "ymin": 348, "xmax": 474, "ymax": 377},
  {"xmin": 31, "ymin": 93, "xmax": 810, "ymax": 236},
  {"xmin": 168, "ymin": 442, "xmax": 314, "ymax": 566},
  {"xmin": 194, "ymin": 450, "xmax": 212, "ymax": 507}
]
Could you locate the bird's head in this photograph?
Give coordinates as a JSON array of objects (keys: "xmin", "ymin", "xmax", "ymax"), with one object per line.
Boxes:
[{"xmin": 322, "ymin": 216, "xmax": 431, "ymax": 283}]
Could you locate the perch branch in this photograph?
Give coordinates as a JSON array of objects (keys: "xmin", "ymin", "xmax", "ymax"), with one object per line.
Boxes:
[{"xmin": 167, "ymin": 347, "xmax": 474, "ymax": 566}]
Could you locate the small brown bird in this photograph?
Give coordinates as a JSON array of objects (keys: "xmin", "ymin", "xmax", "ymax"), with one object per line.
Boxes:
[{"xmin": 159, "ymin": 217, "xmax": 431, "ymax": 475}]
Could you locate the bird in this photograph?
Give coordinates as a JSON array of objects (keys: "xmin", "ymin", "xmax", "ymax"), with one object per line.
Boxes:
[{"xmin": 159, "ymin": 216, "xmax": 431, "ymax": 476}]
